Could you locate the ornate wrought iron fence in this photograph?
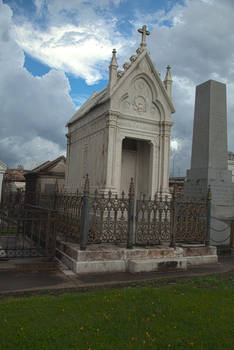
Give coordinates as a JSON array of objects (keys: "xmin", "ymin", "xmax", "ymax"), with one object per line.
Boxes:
[
  {"xmin": 174, "ymin": 196, "xmax": 209, "ymax": 244},
  {"xmin": 135, "ymin": 194, "xmax": 172, "ymax": 245},
  {"xmin": 0, "ymin": 176, "xmax": 211, "ymax": 253},
  {"xmin": 88, "ymin": 190, "xmax": 129, "ymax": 244},
  {"xmin": 55, "ymin": 190, "xmax": 83, "ymax": 241},
  {"xmin": 0, "ymin": 203, "xmax": 56, "ymax": 258}
]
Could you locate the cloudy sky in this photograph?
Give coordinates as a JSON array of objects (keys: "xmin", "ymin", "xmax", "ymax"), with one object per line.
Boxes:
[{"xmin": 0, "ymin": 0, "xmax": 234, "ymax": 175}]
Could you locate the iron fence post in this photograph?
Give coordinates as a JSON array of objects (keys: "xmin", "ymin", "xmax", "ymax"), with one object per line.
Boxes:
[
  {"xmin": 127, "ymin": 178, "xmax": 135, "ymax": 249},
  {"xmin": 170, "ymin": 186, "xmax": 176, "ymax": 247},
  {"xmin": 80, "ymin": 174, "xmax": 90, "ymax": 250},
  {"xmin": 205, "ymin": 185, "xmax": 211, "ymax": 246}
]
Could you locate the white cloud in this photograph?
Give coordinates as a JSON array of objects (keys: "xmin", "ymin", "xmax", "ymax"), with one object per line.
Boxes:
[
  {"xmin": 11, "ymin": 0, "xmax": 130, "ymax": 85},
  {"xmin": 0, "ymin": 0, "xmax": 76, "ymax": 168},
  {"xmin": 14, "ymin": 23, "xmax": 123, "ymax": 84},
  {"xmin": 145, "ymin": 0, "xmax": 234, "ymax": 175}
]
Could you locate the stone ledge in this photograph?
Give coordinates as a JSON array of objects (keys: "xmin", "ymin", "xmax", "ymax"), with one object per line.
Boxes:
[
  {"xmin": 128, "ymin": 258, "xmax": 187, "ymax": 273},
  {"xmin": 57, "ymin": 241, "xmax": 184, "ymax": 262},
  {"xmin": 180, "ymin": 245, "xmax": 217, "ymax": 257},
  {"xmin": 76, "ymin": 260, "xmax": 126, "ymax": 274},
  {"xmin": 186, "ymin": 255, "xmax": 218, "ymax": 266}
]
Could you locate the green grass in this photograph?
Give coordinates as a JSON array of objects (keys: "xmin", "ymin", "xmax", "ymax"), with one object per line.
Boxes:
[{"xmin": 0, "ymin": 273, "xmax": 234, "ymax": 350}]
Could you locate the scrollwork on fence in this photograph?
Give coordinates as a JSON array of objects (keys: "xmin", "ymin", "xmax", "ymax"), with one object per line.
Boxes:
[
  {"xmin": 135, "ymin": 194, "xmax": 171, "ymax": 245},
  {"xmin": 175, "ymin": 198, "xmax": 208, "ymax": 243},
  {"xmin": 88, "ymin": 190, "xmax": 129, "ymax": 244},
  {"xmin": 1, "ymin": 177, "xmax": 211, "ymax": 250},
  {"xmin": 55, "ymin": 190, "xmax": 83, "ymax": 241}
]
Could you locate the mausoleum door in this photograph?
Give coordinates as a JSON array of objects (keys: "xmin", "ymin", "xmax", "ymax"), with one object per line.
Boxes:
[
  {"xmin": 120, "ymin": 138, "xmax": 151, "ymax": 198},
  {"xmin": 121, "ymin": 149, "xmax": 137, "ymax": 195}
]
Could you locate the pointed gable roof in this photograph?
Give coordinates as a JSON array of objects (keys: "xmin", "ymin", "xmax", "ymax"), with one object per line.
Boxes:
[
  {"xmin": 110, "ymin": 49, "xmax": 175, "ymax": 113},
  {"xmin": 67, "ymin": 27, "xmax": 175, "ymax": 127}
]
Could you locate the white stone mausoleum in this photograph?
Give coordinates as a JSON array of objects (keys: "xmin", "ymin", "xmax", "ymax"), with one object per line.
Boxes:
[{"xmin": 65, "ymin": 26, "xmax": 175, "ymax": 197}]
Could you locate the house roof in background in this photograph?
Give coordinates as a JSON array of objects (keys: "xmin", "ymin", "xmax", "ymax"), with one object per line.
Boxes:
[
  {"xmin": 25, "ymin": 156, "xmax": 66, "ymax": 176},
  {"xmin": 4, "ymin": 168, "xmax": 29, "ymax": 182}
]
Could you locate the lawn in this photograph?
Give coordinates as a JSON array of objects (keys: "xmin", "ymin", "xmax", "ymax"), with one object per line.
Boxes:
[{"xmin": 0, "ymin": 273, "xmax": 233, "ymax": 350}]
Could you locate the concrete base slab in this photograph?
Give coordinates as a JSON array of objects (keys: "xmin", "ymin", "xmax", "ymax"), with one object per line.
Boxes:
[
  {"xmin": 186, "ymin": 255, "xmax": 218, "ymax": 266},
  {"xmin": 128, "ymin": 257, "xmax": 187, "ymax": 273},
  {"xmin": 56, "ymin": 241, "xmax": 218, "ymax": 274},
  {"xmin": 76, "ymin": 260, "xmax": 126, "ymax": 274},
  {"xmin": 181, "ymin": 244, "xmax": 217, "ymax": 257}
]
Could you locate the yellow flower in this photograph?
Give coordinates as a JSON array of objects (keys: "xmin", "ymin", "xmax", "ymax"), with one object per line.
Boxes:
[
  {"xmin": 4, "ymin": 319, "xmax": 7, "ymax": 323},
  {"xmin": 62, "ymin": 308, "xmax": 65, "ymax": 312},
  {"xmin": 96, "ymin": 328, "xmax": 100, "ymax": 332},
  {"xmin": 190, "ymin": 342, "xmax": 194, "ymax": 346},
  {"xmin": 173, "ymin": 325, "xmax": 176, "ymax": 329},
  {"xmin": 143, "ymin": 340, "xmax": 146, "ymax": 344},
  {"xmin": 20, "ymin": 327, "xmax": 24, "ymax": 331},
  {"xmin": 152, "ymin": 301, "xmax": 155, "ymax": 304},
  {"xmin": 80, "ymin": 326, "xmax": 84, "ymax": 331},
  {"xmin": 168, "ymin": 344, "xmax": 171, "ymax": 348},
  {"xmin": 146, "ymin": 331, "xmax": 150, "ymax": 338},
  {"xmin": 152, "ymin": 314, "xmax": 156, "ymax": 318},
  {"xmin": 131, "ymin": 337, "xmax": 136, "ymax": 341}
]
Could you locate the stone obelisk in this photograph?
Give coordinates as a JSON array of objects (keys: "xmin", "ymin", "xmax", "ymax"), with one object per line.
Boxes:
[{"xmin": 184, "ymin": 80, "xmax": 234, "ymax": 245}]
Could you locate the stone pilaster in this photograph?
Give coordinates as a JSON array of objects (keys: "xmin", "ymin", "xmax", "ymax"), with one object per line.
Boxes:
[
  {"xmin": 102, "ymin": 112, "xmax": 118, "ymax": 193},
  {"xmin": 150, "ymin": 139, "xmax": 159, "ymax": 196},
  {"xmin": 158, "ymin": 121, "xmax": 172, "ymax": 194}
]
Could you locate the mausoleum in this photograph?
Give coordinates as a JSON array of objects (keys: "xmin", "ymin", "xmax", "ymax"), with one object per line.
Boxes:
[{"xmin": 65, "ymin": 26, "xmax": 175, "ymax": 197}]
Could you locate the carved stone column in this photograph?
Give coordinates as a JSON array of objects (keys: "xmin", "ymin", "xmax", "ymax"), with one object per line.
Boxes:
[
  {"xmin": 159, "ymin": 121, "xmax": 172, "ymax": 194},
  {"xmin": 103, "ymin": 112, "xmax": 118, "ymax": 192},
  {"xmin": 150, "ymin": 138, "xmax": 159, "ymax": 196}
]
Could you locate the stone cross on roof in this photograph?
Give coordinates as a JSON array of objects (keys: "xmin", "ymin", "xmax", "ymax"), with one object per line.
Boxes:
[{"xmin": 138, "ymin": 25, "xmax": 150, "ymax": 48}]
